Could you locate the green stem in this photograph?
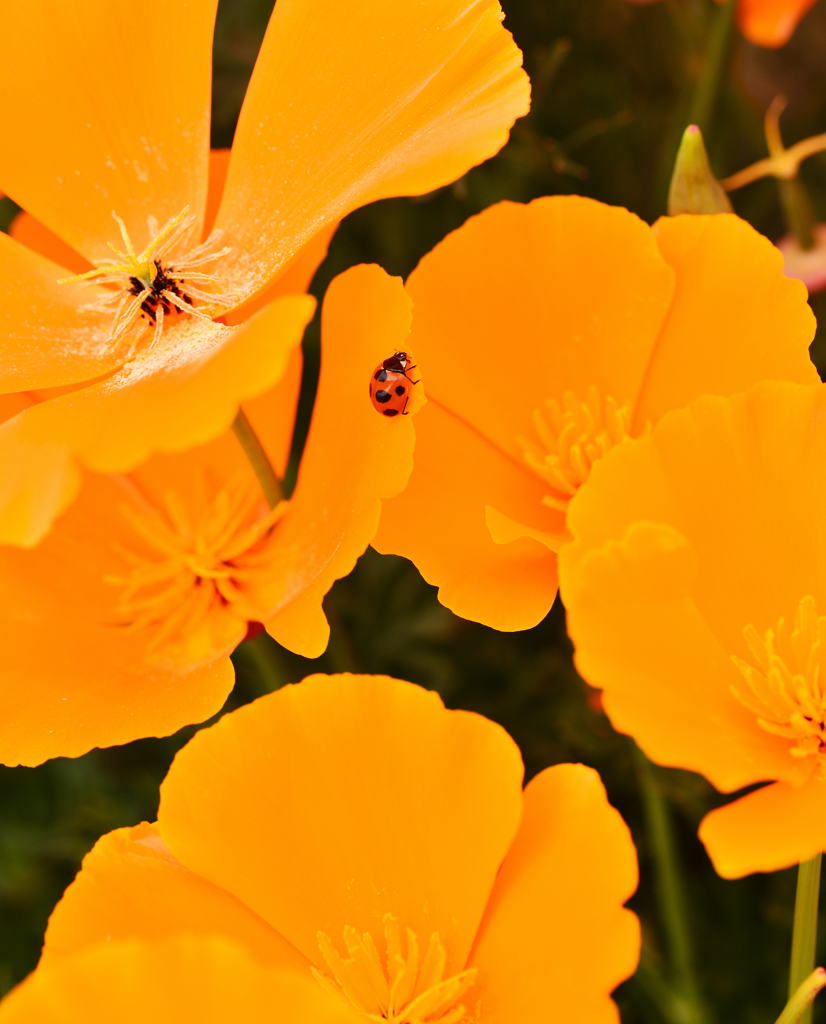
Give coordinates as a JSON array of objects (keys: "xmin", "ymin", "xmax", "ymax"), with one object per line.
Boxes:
[
  {"xmin": 324, "ymin": 602, "xmax": 360, "ymax": 674},
  {"xmin": 232, "ymin": 407, "xmax": 284, "ymax": 509},
  {"xmin": 688, "ymin": 0, "xmax": 735, "ymax": 135},
  {"xmin": 777, "ymin": 970, "xmax": 826, "ymax": 1024},
  {"xmin": 634, "ymin": 745, "xmax": 708, "ymax": 1024},
  {"xmin": 231, "ymin": 630, "xmax": 289, "ymax": 696},
  {"xmin": 779, "ymin": 177, "xmax": 817, "ymax": 251},
  {"xmin": 789, "ymin": 853, "xmax": 822, "ymax": 1024}
]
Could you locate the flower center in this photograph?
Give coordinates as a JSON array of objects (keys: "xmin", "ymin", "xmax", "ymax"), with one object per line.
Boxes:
[
  {"xmin": 59, "ymin": 207, "xmax": 234, "ymax": 352},
  {"xmin": 314, "ymin": 915, "xmax": 476, "ymax": 1024},
  {"xmin": 731, "ymin": 595, "xmax": 826, "ymax": 773},
  {"xmin": 107, "ymin": 474, "xmax": 287, "ymax": 663},
  {"xmin": 518, "ymin": 385, "xmax": 642, "ymax": 513}
]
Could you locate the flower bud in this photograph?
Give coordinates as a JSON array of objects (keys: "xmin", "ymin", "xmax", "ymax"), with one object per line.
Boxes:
[{"xmin": 667, "ymin": 125, "xmax": 733, "ymax": 216}]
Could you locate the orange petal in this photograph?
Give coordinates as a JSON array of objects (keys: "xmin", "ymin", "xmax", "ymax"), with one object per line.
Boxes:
[
  {"xmin": 9, "ymin": 211, "xmax": 90, "ymax": 276},
  {"xmin": 0, "ymin": 0, "xmax": 214, "ymax": 263},
  {"xmin": 561, "ymin": 382, "xmax": 826, "ymax": 793},
  {"xmin": 737, "ymin": 0, "xmax": 819, "ymax": 46},
  {"xmin": 255, "ymin": 264, "xmax": 417, "ymax": 657},
  {"xmin": 205, "ymin": 150, "xmax": 232, "ymax": 236},
  {"xmin": 224, "ymin": 222, "xmax": 339, "ymax": 327},
  {"xmin": 0, "ymin": 294, "xmax": 315, "ymax": 548},
  {"xmin": 208, "ymin": 143, "xmax": 337, "ymax": 319},
  {"xmin": 636, "ymin": 214, "xmax": 818, "ymax": 428},
  {"xmin": 470, "ymin": 765, "xmax": 639, "ymax": 1024},
  {"xmin": 0, "ymin": 935, "xmax": 358, "ymax": 1024},
  {"xmin": 0, "ymin": 232, "xmax": 124, "ymax": 392},
  {"xmin": 215, "ymin": 0, "xmax": 529, "ymax": 305},
  {"xmin": 0, "ymin": 394, "xmax": 34, "ymax": 427},
  {"xmin": 0, "ymin": 470, "xmax": 236, "ymax": 766},
  {"xmin": 42, "ymin": 822, "xmax": 306, "ymax": 970},
  {"xmin": 374, "ymin": 399, "xmax": 560, "ymax": 631},
  {"xmin": 699, "ymin": 776, "xmax": 826, "ymax": 878},
  {"xmin": 159, "ymin": 675, "xmax": 524, "ymax": 976}
]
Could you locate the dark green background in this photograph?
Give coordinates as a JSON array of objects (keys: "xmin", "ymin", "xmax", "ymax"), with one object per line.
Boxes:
[{"xmin": 3, "ymin": 0, "xmax": 826, "ymax": 1020}]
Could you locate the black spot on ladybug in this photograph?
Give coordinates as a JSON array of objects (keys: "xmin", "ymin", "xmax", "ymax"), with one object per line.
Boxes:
[
  {"xmin": 375, "ymin": 369, "xmax": 388, "ymax": 381},
  {"xmin": 375, "ymin": 390, "xmax": 392, "ymax": 404},
  {"xmin": 383, "ymin": 409, "xmax": 400, "ymax": 417},
  {"xmin": 394, "ymin": 385, "xmax": 406, "ymax": 396}
]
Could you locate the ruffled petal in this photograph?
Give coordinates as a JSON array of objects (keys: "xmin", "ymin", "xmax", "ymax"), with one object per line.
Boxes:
[
  {"xmin": 470, "ymin": 765, "xmax": 639, "ymax": 1024},
  {"xmin": 251, "ymin": 264, "xmax": 417, "ymax": 657},
  {"xmin": 737, "ymin": 0, "xmax": 819, "ymax": 46},
  {"xmin": 636, "ymin": 214, "xmax": 818, "ymax": 428},
  {"xmin": 561, "ymin": 382, "xmax": 826, "ymax": 793},
  {"xmin": 0, "ymin": 0, "xmax": 215, "ymax": 263},
  {"xmin": 159, "ymin": 675, "xmax": 524, "ymax": 976},
  {"xmin": 0, "ymin": 294, "xmax": 315, "ymax": 547},
  {"xmin": 42, "ymin": 823, "xmax": 306, "ymax": 970},
  {"xmin": 374, "ymin": 399, "xmax": 559, "ymax": 631},
  {"xmin": 0, "ymin": 935, "xmax": 358, "ymax": 1024},
  {"xmin": 215, "ymin": 0, "xmax": 529, "ymax": 305},
  {"xmin": 561, "ymin": 521, "xmax": 794, "ymax": 792},
  {"xmin": 699, "ymin": 776, "xmax": 826, "ymax": 878}
]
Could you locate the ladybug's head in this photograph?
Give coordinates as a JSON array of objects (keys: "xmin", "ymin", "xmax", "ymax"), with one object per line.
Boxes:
[{"xmin": 382, "ymin": 351, "xmax": 409, "ymax": 373}]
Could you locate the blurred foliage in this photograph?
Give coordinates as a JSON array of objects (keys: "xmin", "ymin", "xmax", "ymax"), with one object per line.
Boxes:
[{"xmin": 3, "ymin": 0, "xmax": 826, "ymax": 1021}]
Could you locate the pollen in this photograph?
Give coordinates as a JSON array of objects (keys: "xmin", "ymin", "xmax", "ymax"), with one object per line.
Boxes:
[
  {"xmin": 518, "ymin": 386, "xmax": 643, "ymax": 513},
  {"xmin": 315, "ymin": 914, "xmax": 477, "ymax": 1024},
  {"xmin": 731, "ymin": 595, "xmax": 826, "ymax": 774},
  {"xmin": 59, "ymin": 207, "xmax": 235, "ymax": 353},
  {"xmin": 107, "ymin": 474, "xmax": 287, "ymax": 664}
]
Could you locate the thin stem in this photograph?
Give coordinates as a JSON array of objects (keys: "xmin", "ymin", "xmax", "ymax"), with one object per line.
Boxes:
[
  {"xmin": 777, "ymin": 969, "xmax": 826, "ymax": 1024},
  {"xmin": 687, "ymin": 0, "xmax": 735, "ymax": 134},
  {"xmin": 779, "ymin": 177, "xmax": 816, "ymax": 251},
  {"xmin": 634, "ymin": 745, "xmax": 708, "ymax": 1024},
  {"xmin": 789, "ymin": 853, "xmax": 822, "ymax": 1024},
  {"xmin": 231, "ymin": 630, "xmax": 289, "ymax": 696},
  {"xmin": 232, "ymin": 407, "xmax": 284, "ymax": 510},
  {"xmin": 324, "ymin": 602, "xmax": 360, "ymax": 674}
]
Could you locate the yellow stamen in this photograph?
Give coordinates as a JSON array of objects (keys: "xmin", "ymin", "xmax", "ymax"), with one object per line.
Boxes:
[
  {"xmin": 107, "ymin": 474, "xmax": 287, "ymax": 664},
  {"xmin": 315, "ymin": 915, "xmax": 477, "ymax": 1023},
  {"xmin": 518, "ymin": 385, "xmax": 644, "ymax": 513},
  {"xmin": 732, "ymin": 596, "xmax": 826, "ymax": 774}
]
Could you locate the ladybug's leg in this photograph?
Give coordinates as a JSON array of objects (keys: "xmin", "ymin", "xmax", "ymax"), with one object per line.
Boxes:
[{"xmin": 401, "ymin": 394, "xmax": 410, "ymax": 415}]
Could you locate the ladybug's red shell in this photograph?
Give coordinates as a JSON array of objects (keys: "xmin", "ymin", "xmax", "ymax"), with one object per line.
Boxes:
[{"xmin": 369, "ymin": 351, "xmax": 418, "ymax": 417}]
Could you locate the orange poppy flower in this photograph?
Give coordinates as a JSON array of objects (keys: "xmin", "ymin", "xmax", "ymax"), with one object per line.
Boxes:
[
  {"xmin": 559, "ymin": 380, "xmax": 826, "ymax": 879},
  {"xmin": 0, "ymin": 935, "xmax": 360, "ymax": 1024},
  {"xmin": 624, "ymin": 0, "xmax": 818, "ymax": 47},
  {"xmin": 33, "ymin": 673, "xmax": 640, "ymax": 1024},
  {"xmin": 735, "ymin": 0, "xmax": 819, "ymax": 46},
  {"xmin": 0, "ymin": 0, "xmax": 529, "ymax": 548},
  {"xmin": 0, "ymin": 264, "xmax": 421, "ymax": 766},
  {"xmin": 373, "ymin": 196, "xmax": 817, "ymax": 631}
]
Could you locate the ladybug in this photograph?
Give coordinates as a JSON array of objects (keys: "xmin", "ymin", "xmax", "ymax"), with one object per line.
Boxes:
[{"xmin": 369, "ymin": 351, "xmax": 420, "ymax": 417}]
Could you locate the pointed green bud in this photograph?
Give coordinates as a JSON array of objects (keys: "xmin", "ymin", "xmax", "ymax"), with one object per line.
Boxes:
[{"xmin": 667, "ymin": 125, "xmax": 733, "ymax": 216}]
